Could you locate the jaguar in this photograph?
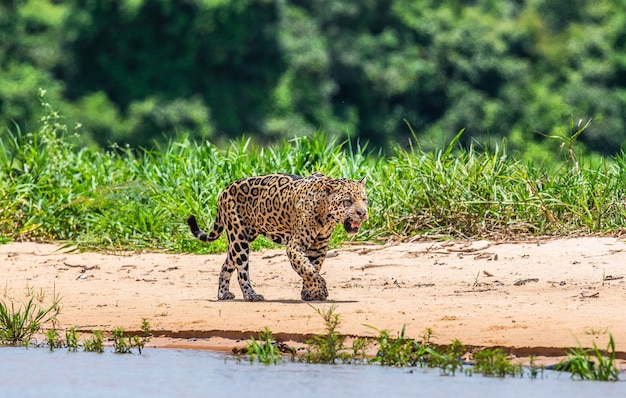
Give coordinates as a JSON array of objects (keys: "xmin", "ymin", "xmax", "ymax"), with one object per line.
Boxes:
[{"xmin": 186, "ymin": 173, "xmax": 368, "ymax": 301}]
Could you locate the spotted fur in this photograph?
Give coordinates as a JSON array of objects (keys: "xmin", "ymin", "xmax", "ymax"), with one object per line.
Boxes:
[{"xmin": 187, "ymin": 173, "xmax": 368, "ymax": 302}]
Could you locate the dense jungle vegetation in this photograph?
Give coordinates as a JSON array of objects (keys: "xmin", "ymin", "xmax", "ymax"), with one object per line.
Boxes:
[{"xmin": 2, "ymin": 0, "xmax": 626, "ymax": 157}]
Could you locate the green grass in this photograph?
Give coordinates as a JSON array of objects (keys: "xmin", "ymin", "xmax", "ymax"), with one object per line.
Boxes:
[
  {"xmin": 470, "ymin": 348, "xmax": 523, "ymax": 378},
  {"xmin": 366, "ymin": 324, "xmax": 427, "ymax": 367},
  {"xmin": 303, "ymin": 304, "xmax": 368, "ymax": 364},
  {"xmin": 246, "ymin": 327, "xmax": 285, "ymax": 365},
  {"xmin": 428, "ymin": 339, "xmax": 466, "ymax": 376},
  {"xmin": 246, "ymin": 308, "xmax": 620, "ymax": 382},
  {"xmin": 3, "ymin": 95, "xmax": 626, "ymax": 251},
  {"xmin": 557, "ymin": 333, "xmax": 620, "ymax": 381},
  {"xmin": 0, "ymin": 289, "xmax": 61, "ymax": 346}
]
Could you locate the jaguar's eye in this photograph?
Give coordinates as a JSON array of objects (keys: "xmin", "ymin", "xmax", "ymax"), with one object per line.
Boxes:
[{"xmin": 343, "ymin": 199, "xmax": 353, "ymax": 206}]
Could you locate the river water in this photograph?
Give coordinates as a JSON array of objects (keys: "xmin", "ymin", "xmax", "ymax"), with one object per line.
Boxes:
[{"xmin": 0, "ymin": 347, "xmax": 623, "ymax": 397}]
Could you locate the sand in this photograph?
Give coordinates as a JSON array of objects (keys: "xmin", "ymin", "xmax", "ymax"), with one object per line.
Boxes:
[{"xmin": 1, "ymin": 237, "xmax": 625, "ymax": 360}]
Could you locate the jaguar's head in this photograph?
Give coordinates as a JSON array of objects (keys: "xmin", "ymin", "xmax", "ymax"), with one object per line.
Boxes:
[{"xmin": 328, "ymin": 177, "xmax": 368, "ymax": 234}]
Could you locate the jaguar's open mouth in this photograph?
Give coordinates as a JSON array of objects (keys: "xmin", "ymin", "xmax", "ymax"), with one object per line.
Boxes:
[{"xmin": 343, "ymin": 219, "xmax": 361, "ymax": 234}]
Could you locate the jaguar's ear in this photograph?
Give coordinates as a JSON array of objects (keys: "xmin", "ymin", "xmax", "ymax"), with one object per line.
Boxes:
[
  {"xmin": 324, "ymin": 181, "xmax": 339, "ymax": 196},
  {"xmin": 358, "ymin": 177, "xmax": 366, "ymax": 186}
]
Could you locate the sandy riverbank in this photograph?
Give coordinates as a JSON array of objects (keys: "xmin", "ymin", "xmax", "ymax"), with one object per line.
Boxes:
[{"xmin": 2, "ymin": 238, "xmax": 625, "ymax": 361}]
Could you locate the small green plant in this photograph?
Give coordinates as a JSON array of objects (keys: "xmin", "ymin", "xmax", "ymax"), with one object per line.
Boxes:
[
  {"xmin": 543, "ymin": 118, "xmax": 592, "ymax": 172},
  {"xmin": 350, "ymin": 337, "xmax": 370, "ymax": 364},
  {"xmin": 558, "ymin": 333, "xmax": 619, "ymax": 381},
  {"xmin": 112, "ymin": 327, "xmax": 131, "ymax": 353},
  {"xmin": 528, "ymin": 355, "xmax": 544, "ymax": 379},
  {"xmin": 112, "ymin": 319, "xmax": 152, "ymax": 354},
  {"xmin": 45, "ymin": 328, "xmax": 62, "ymax": 352},
  {"xmin": 427, "ymin": 339, "xmax": 466, "ymax": 376},
  {"xmin": 421, "ymin": 328, "xmax": 436, "ymax": 346},
  {"xmin": 131, "ymin": 318, "xmax": 153, "ymax": 354},
  {"xmin": 367, "ymin": 325, "xmax": 427, "ymax": 367},
  {"xmin": 246, "ymin": 327, "xmax": 284, "ymax": 365},
  {"xmin": 472, "ymin": 348, "xmax": 523, "ymax": 378},
  {"xmin": 65, "ymin": 327, "xmax": 80, "ymax": 351},
  {"xmin": 83, "ymin": 330, "xmax": 105, "ymax": 353},
  {"xmin": 0, "ymin": 292, "xmax": 61, "ymax": 346},
  {"xmin": 303, "ymin": 305, "xmax": 353, "ymax": 364}
]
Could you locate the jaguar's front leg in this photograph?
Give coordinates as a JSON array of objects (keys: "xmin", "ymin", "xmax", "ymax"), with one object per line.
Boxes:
[
  {"xmin": 287, "ymin": 240, "xmax": 328, "ymax": 301},
  {"xmin": 299, "ymin": 231, "xmax": 332, "ymax": 300}
]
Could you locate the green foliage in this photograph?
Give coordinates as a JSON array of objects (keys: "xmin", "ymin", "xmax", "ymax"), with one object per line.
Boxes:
[
  {"xmin": 245, "ymin": 305, "xmax": 367, "ymax": 365},
  {"xmin": 0, "ymin": 289, "xmax": 61, "ymax": 346},
  {"xmin": 47, "ymin": 321, "xmax": 147, "ymax": 354},
  {"xmin": 112, "ymin": 319, "xmax": 152, "ymax": 354},
  {"xmin": 558, "ymin": 334, "xmax": 620, "ymax": 381},
  {"xmin": 471, "ymin": 348, "xmax": 523, "ymax": 378},
  {"xmin": 428, "ymin": 339, "xmax": 466, "ymax": 376},
  {"xmin": 367, "ymin": 325, "xmax": 428, "ymax": 367},
  {"xmin": 527, "ymin": 356, "xmax": 545, "ymax": 380},
  {"xmin": 245, "ymin": 312, "xmax": 622, "ymax": 382},
  {"xmin": 3, "ymin": 1, "xmax": 626, "ymax": 155},
  {"xmin": 5, "ymin": 102, "xmax": 626, "ymax": 250},
  {"xmin": 82, "ymin": 330, "xmax": 105, "ymax": 353},
  {"xmin": 45, "ymin": 328, "xmax": 61, "ymax": 351},
  {"xmin": 366, "ymin": 324, "xmax": 464, "ymax": 373},
  {"xmin": 112, "ymin": 328, "xmax": 131, "ymax": 354},
  {"xmin": 303, "ymin": 305, "xmax": 355, "ymax": 364},
  {"xmin": 0, "ymin": 101, "xmax": 373, "ymax": 250},
  {"xmin": 0, "ymin": 282, "xmax": 150, "ymax": 354},
  {"xmin": 246, "ymin": 327, "xmax": 284, "ymax": 365},
  {"xmin": 65, "ymin": 326, "xmax": 79, "ymax": 352},
  {"xmin": 57, "ymin": 0, "xmax": 282, "ymax": 148}
]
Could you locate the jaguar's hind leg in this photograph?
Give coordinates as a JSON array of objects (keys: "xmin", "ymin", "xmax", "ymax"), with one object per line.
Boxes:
[
  {"xmin": 217, "ymin": 254, "xmax": 236, "ymax": 300},
  {"xmin": 229, "ymin": 238, "xmax": 264, "ymax": 302}
]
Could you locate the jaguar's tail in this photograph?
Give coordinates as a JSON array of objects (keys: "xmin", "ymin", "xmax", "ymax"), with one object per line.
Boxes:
[{"xmin": 186, "ymin": 214, "xmax": 223, "ymax": 242}]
